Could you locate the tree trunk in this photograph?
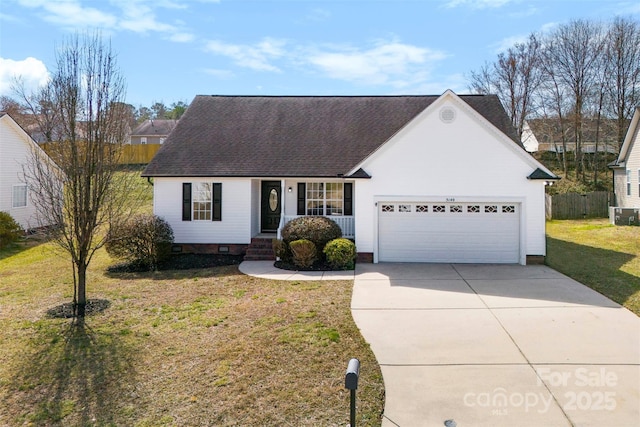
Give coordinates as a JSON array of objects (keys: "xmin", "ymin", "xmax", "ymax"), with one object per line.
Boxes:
[{"xmin": 75, "ymin": 262, "xmax": 87, "ymax": 319}]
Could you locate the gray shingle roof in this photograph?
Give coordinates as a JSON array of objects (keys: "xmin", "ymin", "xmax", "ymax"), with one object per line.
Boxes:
[
  {"xmin": 142, "ymin": 94, "xmax": 521, "ymax": 178},
  {"xmin": 131, "ymin": 119, "xmax": 177, "ymax": 136}
]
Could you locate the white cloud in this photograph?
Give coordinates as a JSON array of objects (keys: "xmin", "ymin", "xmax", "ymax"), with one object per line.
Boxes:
[
  {"xmin": 0, "ymin": 57, "xmax": 49, "ymax": 96},
  {"xmin": 306, "ymin": 41, "xmax": 447, "ymax": 87},
  {"xmin": 202, "ymin": 68, "xmax": 234, "ymax": 79},
  {"xmin": 17, "ymin": 0, "xmax": 196, "ymax": 43},
  {"xmin": 17, "ymin": 0, "xmax": 117, "ymax": 29},
  {"xmin": 444, "ymin": 0, "xmax": 512, "ymax": 9},
  {"xmin": 169, "ymin": 32, "xmax": 195, "ymax": 43},
  {"xmin": 491, "ymin": 34, "xmax": 528, "ymax": 53},
  {"xmin": 204, "ymin": 38, "xmax": 287, "ymax": 72}
]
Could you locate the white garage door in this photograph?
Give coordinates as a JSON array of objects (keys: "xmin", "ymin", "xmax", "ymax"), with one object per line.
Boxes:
[{"xmin": 378, "ymin": 202, "xmax": 520, "ymax": 263}]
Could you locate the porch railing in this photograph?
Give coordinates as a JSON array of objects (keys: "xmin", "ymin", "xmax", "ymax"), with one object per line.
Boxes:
[{"xmin": 278, "ymin": 215, "xmax": 355, "ymax": 239}]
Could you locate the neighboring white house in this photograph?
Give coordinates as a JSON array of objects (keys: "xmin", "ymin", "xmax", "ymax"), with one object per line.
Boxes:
[
  {"xmin": 520, "ymin": 120, "xmax": 539, "ymax": 153},
  {"xmin": 142, "ymin": 91, "xmax": 558, "ymax": 265},
  {"xmin": 0, "ymin": 113, "xmax": 57, "ymax": 230},
  {"xmin": 609, "ymin": 107, "xmax": 640, "ymax": 223}
]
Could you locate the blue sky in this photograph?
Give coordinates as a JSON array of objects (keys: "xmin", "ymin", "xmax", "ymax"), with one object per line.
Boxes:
[{"xmin": 1, "ymin": 0, "xmax": 639, "ymax": 108}]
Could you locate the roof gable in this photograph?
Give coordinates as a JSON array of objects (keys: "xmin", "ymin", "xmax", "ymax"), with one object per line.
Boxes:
[
  {"xmin": 142, "ymin": 93, "xmax": 524, "ymax": 178},
  {"xmin": 350, "ymin": 90, "xmax": 555, "ymax": 178},
  {"xmin": 615, "ymin": 107, "xmax": 640, "ymax": 166},
  {"xmin": 131, "ymin": 119, "xmax": 177, "ymax": 137}
]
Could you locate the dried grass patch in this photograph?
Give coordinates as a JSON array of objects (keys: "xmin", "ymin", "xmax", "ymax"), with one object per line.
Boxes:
[{"xmin": 0, "ymin": 245, "xmax": 383, "ymax": 426}]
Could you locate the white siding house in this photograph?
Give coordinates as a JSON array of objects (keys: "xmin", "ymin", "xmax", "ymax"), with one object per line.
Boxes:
[
  {"xmin": 143, "ymin": 91, "xmax": 557, "ymax": 264},
  {"xmin": 0, "ymin": 113, "xmax": 53, "ymax": 230},
  {"xmin": 611, "ymin": 107, "xmax": 640, "ymax": 209}
]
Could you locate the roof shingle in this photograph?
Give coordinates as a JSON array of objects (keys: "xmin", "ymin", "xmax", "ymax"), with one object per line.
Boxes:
[{"xmin": 142, "ymin": 94, "xmax": 521, "ymax": 177}]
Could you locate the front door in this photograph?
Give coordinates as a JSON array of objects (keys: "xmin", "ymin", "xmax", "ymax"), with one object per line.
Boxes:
[{"xmin": 261, "ymin": 181, "xmax": 281, "ymax": 233}]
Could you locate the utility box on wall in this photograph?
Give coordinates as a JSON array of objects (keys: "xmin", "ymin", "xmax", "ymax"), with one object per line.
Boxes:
[{"xmin": 610, "ymin": 207, "xmax": 640, "ymax": 226}]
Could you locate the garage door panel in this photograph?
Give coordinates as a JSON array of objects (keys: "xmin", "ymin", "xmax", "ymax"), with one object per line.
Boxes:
[{"xmin": 378, "ymin": 202, "xmax": 520, "ymax": 263}]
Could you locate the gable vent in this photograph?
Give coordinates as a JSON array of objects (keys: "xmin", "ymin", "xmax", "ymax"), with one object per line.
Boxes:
[{"xmin": 439, "ymin": 107, "xmax": 456, "ymax": 124}]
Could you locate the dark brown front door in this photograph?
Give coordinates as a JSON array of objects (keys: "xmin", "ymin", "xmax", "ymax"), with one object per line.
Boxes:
[{"xmin": 261, "ymin": 181, "xmax": 281, "ymax": 233}]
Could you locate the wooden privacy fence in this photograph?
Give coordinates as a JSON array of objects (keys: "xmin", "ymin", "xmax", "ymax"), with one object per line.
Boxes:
[
  {"xmin": 545, "ymin": 191, "xmax": 611, "ymax": 219},
  {"xmin": 120, "ymin": 144, "xmax": 161, "ymax": 164},
  {"xmin": 39, "ymin": 143, "xmax": 161, "ymax": 165}
]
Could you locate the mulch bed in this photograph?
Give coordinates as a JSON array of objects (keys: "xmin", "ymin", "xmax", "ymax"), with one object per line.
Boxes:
[
  {"xmin": 46, "ymin": 299, "xmax": 111, "ymax": 318},
  {"xmin": 106, "ymin": 254, "xmax": 244, "ymax": 273},
  {"xmin": 274, "ymin": 260, "xmax": 354, "ymax": 271}
]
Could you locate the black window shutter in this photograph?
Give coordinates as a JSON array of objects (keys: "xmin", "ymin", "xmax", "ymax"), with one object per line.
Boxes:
[
  {"xmin": 297, "ymin": 183, "xmax": 306, "ymax": 216},
  {"xmin": 212, "ymin": 183, "xmax": 222, "ymax": 221},
  {"xmin": 182, "ymin": 183, "xmax": 191, "ymax": 221},
  {"xmin": 344, "ymin": 183, "xmax": 353, "ymax": 216}
]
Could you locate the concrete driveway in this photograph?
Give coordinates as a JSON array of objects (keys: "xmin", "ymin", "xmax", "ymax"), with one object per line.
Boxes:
[{"xmin": 351, "ymin": 263, "xmax": 640, "ymax": 427}]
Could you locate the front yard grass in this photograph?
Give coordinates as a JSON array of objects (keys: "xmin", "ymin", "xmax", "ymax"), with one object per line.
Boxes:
[
  {"xmin": 546, "ymin": 219, "xmax": 640, "ymax": 316},
  {"xmin": 0, "ymin": 241, "xmax": 384, "ymax": 426}
]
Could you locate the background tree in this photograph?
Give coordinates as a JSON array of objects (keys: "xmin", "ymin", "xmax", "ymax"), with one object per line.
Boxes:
[
  {"xmin": 469, "ymin": 17, "xmax": 639, "ymax": 189},
  {"xmin": 23, "ymin": 33, "xmax": 140, "ymax": 322},
  {"xmin": 469, "ymin": 34, "xmax": 542, "ymax": 139},
  {"xmin": 605, "ymin": 16, "xmax": 640, "ymax": 145}
]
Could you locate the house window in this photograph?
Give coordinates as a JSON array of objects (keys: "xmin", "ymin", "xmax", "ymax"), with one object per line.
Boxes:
[
  {"xmin": 182, "ymin": 182, "xmax": 221, "ymax": 221},
  {"xmin": 416, "ymin": 205, "xmax": 428, "ymax": 213},
  {"xmin": 627, "ymin": 170, "xmax": 631, "ymax": 196},
  {"xmin": 398, "ymin": 204, "xmax": 411, "ymax": 213},
  {"xmin": 141, "ymin": 137, "xmax": 147, "ymax": 145},
  {"xmin": 12, "ymin": 185, "xmax": 27, "ymax": 208},
  {"xmin": 159, "ymin": 137, "xmax": 165, "ymax": 144},
  {"xmin": 306, "ymin": 182, "xmax": 343, "ymax": 216},
  {"xmin": 193, "ymin": 183, "xmax": 212, "ymax": 220}
]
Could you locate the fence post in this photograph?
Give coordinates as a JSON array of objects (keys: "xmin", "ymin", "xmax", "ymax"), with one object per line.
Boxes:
[{"xmin": 345, "ymin": 358, "xmax": 360, "ymax": 427}]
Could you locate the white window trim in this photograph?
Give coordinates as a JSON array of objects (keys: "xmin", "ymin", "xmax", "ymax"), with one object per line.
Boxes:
[
  {"xmin": 12, "ymin": 184, "xmax": 28, "ymax": 208},
  {"xmin": 192, "ymin": 182, "xmax": 212, "ymax": 221},
  {"xmin": 306, "ymin": 182, "xmax": 344, "ymax": 216},
  {"xmin": 627, "ymin": 170, "xmax": 632, "ymax": 196}
]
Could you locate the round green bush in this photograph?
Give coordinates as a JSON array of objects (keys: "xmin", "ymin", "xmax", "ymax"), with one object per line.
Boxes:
[
  {"xmin": 272, "ymin": 238, "xmax": 292, "ymax": 262},
  {"xmin": 0, "ymin": 211, "xmax": 23, "ymax": 250},
  {"xmin": 106, "ymin": 214, "xmax": 174, "ymax": 270},
  {"xmin": 289, "ymin": 239, "xmax": 317, "ymax": 268},
  {"xmin": 323, "ymin": 238, "xmax": 356, "ymax": 270},
  {"xmin": 281, "ymin": 216, "xmax": 342, "ymax": 254}
]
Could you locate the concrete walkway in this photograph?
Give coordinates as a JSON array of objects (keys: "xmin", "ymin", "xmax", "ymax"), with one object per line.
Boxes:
[
  {"xmin": 351, "ymin": 263, "xmax": 640, "ymax": 427},
  {"xmin": 238, "ymin": 260, "xmax": 355, "ymax": 281}
]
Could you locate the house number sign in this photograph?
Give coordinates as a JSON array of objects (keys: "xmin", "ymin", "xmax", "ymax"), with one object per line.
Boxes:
[{"xmin": 446, "ymin": 198, "xmax": 456, "ymax": 202}]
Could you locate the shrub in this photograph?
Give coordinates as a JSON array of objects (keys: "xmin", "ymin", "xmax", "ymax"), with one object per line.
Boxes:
[
  {"xmin": 272, "ymin": 238, "xmax": 291, "ymax": 262},
  {"xmin": 289, "ymin": 239, "xmax": 317, "ymax": 269},
  {"xmin": 106, "ymin": 214, "xmax": 174, "ymax": 270},
  {"xmin": 0, "ymin": 211, "xmax": 23, "ymax": 250},
  {"xmin": 323, "ymin": 238, "xmax": 357, "ymax": 270},
  {"xmin": 281, "ymin": 216, "xmax": 342, "ymax": 256}
]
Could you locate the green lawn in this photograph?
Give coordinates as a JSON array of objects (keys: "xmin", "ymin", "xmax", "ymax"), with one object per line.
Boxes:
[
  {"xmin": 0, "ymin": 172, "xmax": 383, "ymax": 426},
  {"xmin": 546, "ymin": 219, "xmax": 640, "ymax": 316}
]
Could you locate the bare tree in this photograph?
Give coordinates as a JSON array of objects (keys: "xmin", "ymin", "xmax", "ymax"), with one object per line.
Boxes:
[
  {"xmin": 542, "ymin": 20, "xmax": 605, "ymax": 181},
  {"xmin": 469, "ymin": 34, "xmax": 543, "ymax": 140},
  {"xmin": 23, "ymin": 33, "xmax": 139, "ymax": 322},
  {"xmin": 12, "ymin": 79, "xmax": 63, "ymax": 143},
  {"xmin": 605, "ymin": 16, "xmax": 640, "ymax": 146}
]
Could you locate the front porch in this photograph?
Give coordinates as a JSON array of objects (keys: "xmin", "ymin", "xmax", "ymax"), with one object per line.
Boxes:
[
  {"xmin": 279, "ymin": 215, "xmax": 355, "ymax": 239},
  {"xmin": 253, "ymin": 178, "xmax": 356, "ymax": 240}
]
